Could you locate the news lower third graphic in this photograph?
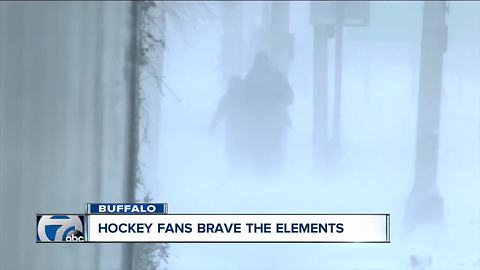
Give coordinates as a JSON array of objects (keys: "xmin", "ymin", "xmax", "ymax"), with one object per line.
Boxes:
[{"xmin": 36, "ymin": 203, "xmax": 390, "ymax": 243}]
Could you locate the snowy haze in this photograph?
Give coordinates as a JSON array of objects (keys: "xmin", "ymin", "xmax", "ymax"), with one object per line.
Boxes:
[{"xmin": 140, "ymin": 2, "xmax": 480, "ymax": 269}]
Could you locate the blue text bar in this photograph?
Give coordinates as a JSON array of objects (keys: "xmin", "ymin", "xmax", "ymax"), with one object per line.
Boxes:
[{"xmin": 86, "ymin": 203, "xmax": 168, "ymax": 214}]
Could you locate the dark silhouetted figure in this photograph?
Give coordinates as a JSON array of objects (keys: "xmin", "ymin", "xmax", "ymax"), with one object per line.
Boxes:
[
  {"xmin": 210, "ymin": 77, "xmax": 250, "ymax": 170},
  {"xmin": 243, "ymin": 52, "xmax": 294, "ymax": 176}
]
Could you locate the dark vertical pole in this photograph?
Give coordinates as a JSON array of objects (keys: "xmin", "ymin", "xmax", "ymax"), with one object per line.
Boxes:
[
  {"xmin": 124, "ymin": 1, "xmax": 141, "ymax": 270},
  {"xmin": 414, "ymin": 1, "xmax": 447, "ymax": 195},
  {"xmin": 406, "ymin": 1, "xmax": 447, "ymax": 227}
]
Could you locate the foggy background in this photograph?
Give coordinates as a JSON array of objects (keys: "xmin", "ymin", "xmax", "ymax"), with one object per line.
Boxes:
[
  {"xmin": 1, "ymin": 1, "xmax": 479, "ymax": 270},
  {"xmin": 139, "ymin": 1, "xmax": 480, "ymax": 269}
]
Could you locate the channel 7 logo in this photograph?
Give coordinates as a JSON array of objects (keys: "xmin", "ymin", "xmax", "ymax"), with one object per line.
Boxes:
[{"xmin": 37, "ymin": 215, "xmax": 85, "ymax": 242}]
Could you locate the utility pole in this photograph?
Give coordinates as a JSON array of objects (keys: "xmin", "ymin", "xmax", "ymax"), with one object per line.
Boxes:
[{"xmin": 406, "ymin": 1, "xmax": 448, "ymax": 227}]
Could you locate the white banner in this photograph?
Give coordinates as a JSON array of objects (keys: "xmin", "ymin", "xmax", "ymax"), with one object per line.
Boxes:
[{"xmin": 87, "ymin": 214, "xmax": 390, "ymax": 243}]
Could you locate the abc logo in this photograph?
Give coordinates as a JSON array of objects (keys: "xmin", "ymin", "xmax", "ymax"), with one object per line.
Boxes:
[
  {"xmin": 65, "ymin": 229, "xmax": 85, "ymax": 242},
  {"xmin": 37, "ymin": 215, "xmax": 85, "ymax": 242}
]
